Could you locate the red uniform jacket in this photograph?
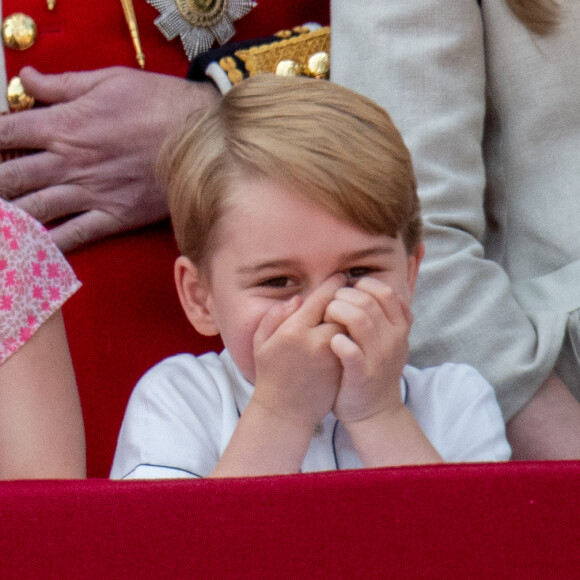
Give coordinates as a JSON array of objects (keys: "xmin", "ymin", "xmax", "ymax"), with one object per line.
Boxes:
[{"xmin": 3, "ymin": 0, "xmax": 329, "ymax": 79}]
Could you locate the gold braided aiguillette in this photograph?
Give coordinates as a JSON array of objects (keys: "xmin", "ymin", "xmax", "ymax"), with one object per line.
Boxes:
[{"xmin": 120, "ymin": 0, "xmax": 145, "ymax": 68}]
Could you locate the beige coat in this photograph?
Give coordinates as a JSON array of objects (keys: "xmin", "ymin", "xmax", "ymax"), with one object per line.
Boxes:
[{"xmin": 332, "ymin": 0, "xmax": 580, "ymax": 419}]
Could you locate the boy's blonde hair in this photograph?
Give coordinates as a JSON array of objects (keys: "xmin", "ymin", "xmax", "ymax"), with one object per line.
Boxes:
[{"xmin": 158, "ymin": 74, "xmax": 420, "ymax": 266}]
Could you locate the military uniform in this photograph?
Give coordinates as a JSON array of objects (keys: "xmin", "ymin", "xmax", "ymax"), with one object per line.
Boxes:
[{"xmin": 1, "ymin": 0, "xmax": 329, "ymax": 111}]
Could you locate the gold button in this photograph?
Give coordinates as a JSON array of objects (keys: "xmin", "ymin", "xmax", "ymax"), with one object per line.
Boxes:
[
  {"xmin": 7, "ymin": 77, "xmax": 35, "ymax": 111},
  {"xmin": 306, "ymin": 52, "xmax": 330, "ymax": 80},
  {"xmin": 2, "ymin": 13, "xmax": 37, "ymax": 51},
  {"xmin": 275, "ymin": 60, "xmax": 303, "ymax": 77}
]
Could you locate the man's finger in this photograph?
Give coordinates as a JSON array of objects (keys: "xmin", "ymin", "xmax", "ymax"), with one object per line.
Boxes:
[
  {"xmin": 0, "ymin": 152, "xmax": 65, "ymax": 200},
  {"xmin": 0, "ymin": 108, "xmax": 55, "ymax": 151},
  {"xmin": 14, "ymin": 184, "xmax": 89, "ymax": 224},
  {"xmin": 48, "ymin": 210, "xmax": 124, "ymax": 253},
  {"xmin": 19, "ymin": 66, "xmax": 120, "ymax": 104}
]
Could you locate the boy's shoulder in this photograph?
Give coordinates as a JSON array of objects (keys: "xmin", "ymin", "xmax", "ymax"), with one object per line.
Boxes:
[
  {"xmin": 403, "ymin": 361, "xmax": 490, "ymax": 389},
  {"xmin": 403, "ymin": 361, "xmax": 496, "ymax": 405},
  {"xmin": 139, "ymin": 351, "xmax": 226, "ymax": 381},
  {"xmin": 112, "ymin": 351, "xmax": 244, "ymax": 479},
  {"xmin": 131, "ymin": 349, "xmax": 249, "ymax": 406},
  {"xmin": 403, "ymin": 362, "xmax": 510, "ymax": 461}
]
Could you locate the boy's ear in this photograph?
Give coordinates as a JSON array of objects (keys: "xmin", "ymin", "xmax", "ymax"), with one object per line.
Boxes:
[
  {"xmin": 406, "ymin": 242, "xmax": 425, "ymax": 296},
  {"xmin": 174, "ymin": 256, "xmax": 220, "ymax": 337}
]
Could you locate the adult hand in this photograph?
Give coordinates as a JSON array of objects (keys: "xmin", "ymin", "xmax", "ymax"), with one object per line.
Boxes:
[{"xmin": 0, "ymin": 66, "xmax": 219, "ymax": 252}]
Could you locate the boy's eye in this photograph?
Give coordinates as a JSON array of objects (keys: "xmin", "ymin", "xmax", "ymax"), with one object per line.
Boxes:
[
  {"xmin": 259, "ymin": 276, "xmax": 292, "ymax": 288},
  {"xmin": 346, "ymin": 267, "xmax": 373, "ymax": 279}
]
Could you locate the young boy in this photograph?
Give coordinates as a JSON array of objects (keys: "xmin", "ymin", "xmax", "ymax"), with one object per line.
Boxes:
[{"xmin": 111, "ymin": 75, "xmax": 510, "ymax": 479}]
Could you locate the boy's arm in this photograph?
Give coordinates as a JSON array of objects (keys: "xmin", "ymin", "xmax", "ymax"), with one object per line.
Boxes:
[
  {"xmin": 209, "ymin": 401, "xmax": 315, "ymax": 477},
  {"xmin": 326, "ymin": 277, "xmax": 442, "ymax": 466},
  {"xmin": 343, "ymin": 407, "xmax": 442, "ymax": 468},
  {"xmin": 211, "ymin": 276, "xmax": 346, "ymax": 478}
]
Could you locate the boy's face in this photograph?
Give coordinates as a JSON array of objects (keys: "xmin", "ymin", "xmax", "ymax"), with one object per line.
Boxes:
[{"xmin": 179, "ymin": 177, "xmax": 423, "ymax": 384}]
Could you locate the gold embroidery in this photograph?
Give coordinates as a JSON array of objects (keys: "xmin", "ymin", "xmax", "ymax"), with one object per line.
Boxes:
[
  {"xmin": 235, "ymin": 27, "xmax": 330, "ymax": 80},
  {"xmin": 219, "ymin": 56, "xmax": 244, "ymax": 85}
]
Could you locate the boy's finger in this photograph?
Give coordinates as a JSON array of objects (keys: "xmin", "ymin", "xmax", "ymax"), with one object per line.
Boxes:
[
  {"xmin": 352, "ymin": 278, "xmax": 408, "ymax": 326},
  {"xmin": 325, "ymin": 287, "xmax": 383, "ymax": 325},
  {"xmin": 254, "ymin": 296, "xmax": 302, "ymax": 348},
  {"xmin": 330, "ymin": 332, "xmax": 362, "ymax": 363},
  {"xmin": 400, "ymin": 301, "xmax": 414, "ymax": 327},
  {"xmin": 294, "ymin": 274, "xmax": 346, "ymax": 328},
  {"xmin": 325, "ymin": 299, "xmax": 379, "ymax": 356}
]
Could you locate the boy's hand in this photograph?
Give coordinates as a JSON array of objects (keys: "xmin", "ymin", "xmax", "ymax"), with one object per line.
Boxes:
[
  {"xmin": 323, "ymin": 277, "xmax": 443, "ymax": 468},
  {"xmin": 212, "ymin": 275, "xmax": 347, "ymax": 478},
  {"xmin": 324, "ymin": 277, "xmax": 412, "ymax": 425},
  {"xmin": 252, "ymin": 275, "xmax": 346, "ymax": 431}
]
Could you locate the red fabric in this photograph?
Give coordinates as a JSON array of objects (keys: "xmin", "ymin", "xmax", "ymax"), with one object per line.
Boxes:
[
  {"xmin": 1, "ymin": 462, "xmax": 579, "ymax": 578},
  {"xmin": 4, "ymin": 0, "xmax": 188, "ymax": 78},
  {"xmin": 64, "ymin": 222, "xmax": 223, "ymax": 478}
]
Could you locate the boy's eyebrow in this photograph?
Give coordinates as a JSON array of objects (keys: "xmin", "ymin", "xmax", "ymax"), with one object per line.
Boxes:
[
  {"xmin": 339, "ymin": 246, "xmax": 396, "ymax": 261},
  {"xmin": 236, "ymin": 259, "xmax": 298, "ymax": 275},
  {"xmin": 236, "ymin": 245, "xmax": 397, "ymax": 275}
]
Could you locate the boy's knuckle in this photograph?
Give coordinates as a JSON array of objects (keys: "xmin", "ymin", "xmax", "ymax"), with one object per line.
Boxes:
[
  {"xmin": 358, "ymin": 293, "xmax": 373, "ymax": 308},
  {"xmin": 378, "ymin": 286, "xmax": 395, "ymax": 302}
]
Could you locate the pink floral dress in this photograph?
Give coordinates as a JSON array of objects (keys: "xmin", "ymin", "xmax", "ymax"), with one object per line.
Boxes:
[{"xmin": 0, "ymin": 199, "xmax": 81, "ymax": 364}]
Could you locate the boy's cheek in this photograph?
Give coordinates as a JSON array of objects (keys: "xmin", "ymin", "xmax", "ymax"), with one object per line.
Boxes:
[{"xmin": 231, "ymin": 343, "xmax": 258, "ymax": 385}]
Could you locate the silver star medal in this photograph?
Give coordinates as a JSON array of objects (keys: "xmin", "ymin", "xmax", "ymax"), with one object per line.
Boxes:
[{"xmin": 147, "ymin": 0, "xmax": 257, "ymax": 60}]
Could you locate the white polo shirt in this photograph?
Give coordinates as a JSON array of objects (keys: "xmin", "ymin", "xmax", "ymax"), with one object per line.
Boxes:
[{"xmin": 110, "ymin": 350, "xmax": 511, "ymax": 479}]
